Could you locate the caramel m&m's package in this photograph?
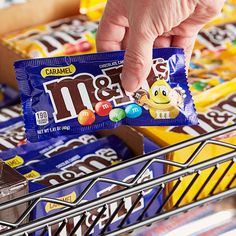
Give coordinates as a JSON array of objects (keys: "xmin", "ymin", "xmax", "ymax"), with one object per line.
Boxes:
[
  {"xmin": 0, "ymin": 118, "xmax": 25, "ymax": 151},
  {"xmin": 0, "ymin": 104, "xmax": 21, "ymax": 124},
  {"xmin": 14, "ymin": 48, "xmax": 198, "ymax": 142},
  {"xmin": 2, "ymin": 133, "xmax": 98, "ymax": 169}
]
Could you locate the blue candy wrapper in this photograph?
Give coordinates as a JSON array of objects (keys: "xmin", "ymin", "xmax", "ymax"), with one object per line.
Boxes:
[
  {"xmin": 0, "ymin": 119, "xmax": 25, "ymax": 152},
  {"xmin": 0, "ymin": 84, "xmax": 19, "ymax": 108},
  {"xmin": 2, "ymin": 133, "xmax": 98, "ymax": 168},
  {"xmin": 17, "ymin": 135, "xmax": 164, "ymax": 236},
  {"xmin": 14, "ymin": 48, "xmax": 198, "ymax": 142},
  {"xmin": 0, "ymin": 104, "xmax": 21, "ymax": 124}
]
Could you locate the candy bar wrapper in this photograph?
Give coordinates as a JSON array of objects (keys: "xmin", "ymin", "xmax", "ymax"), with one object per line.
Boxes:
[
  {"xmin": 1, "ymin": 15, "xmax": 98, "ymax": 58},
  {"xmin": 0, "ymin": 118, "xmax": 25, "ymax": 152},
  {"xmin": 17, "ymin": 135, "xmax": 164, "ymax": 236},
  {"xmin": 0, "ymin": 104, "xmax": 21, "ymax": 124},
  {"xmin": 169, "ymin": 79, "xmax": 236, "ymax": 136},
  {"xmin": 136, "ymin": 80, "xmax": 236, "ymax": 209},
  {"xmin": 0, "ymin": 116, "xmax": 94, "ymax": 158},
  {"xmin": 0, "ymin": 84, "xmax": 19, "ymax": 108},
  {"xmin": 17, "ymin": 136, "xmax": 132, "ymax": 180},
  {"xmin": 193, "ymin": 19, "xmax": 236, "ymax": 56},
  {"xmin": 2, "ymin": 133, "xmax": 98, "ymax": 169},
  {"xmin": 15, "ymin": 48, "xmax": 198, "ymax": 142}
]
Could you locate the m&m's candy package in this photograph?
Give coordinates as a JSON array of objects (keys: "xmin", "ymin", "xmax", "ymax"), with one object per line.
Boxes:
[
  {"xmin": 0, "ymin": 103, "xmax": 21, "ymax": 124},
  {"xmin": 1, "ymin": 133, "xmax": 98, "ymax": 169},
  {"xmin": 0, "ymin": 118, "xmax": 25, "ymax": 151},
  {"xmin": 1, "ymin": 15, "xmax": 98, "ymax": 58},
  {"xmin": 14, "ymin": 48, "xmax": 198, "ymax": 142}
]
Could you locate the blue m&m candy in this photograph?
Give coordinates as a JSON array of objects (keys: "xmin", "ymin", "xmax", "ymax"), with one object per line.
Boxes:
[{"xmin": 125, "ymin": 104, "xmax": 142, "ymax": 119}]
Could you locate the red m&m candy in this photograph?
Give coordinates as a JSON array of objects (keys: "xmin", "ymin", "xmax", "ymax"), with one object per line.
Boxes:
[
  {"xmin": 78, "ymin": 109, "xmax": 95, "ymax": 126},
  {"xmin": 95, "ymin": 100, "xmax": 112, "ymax": 116}
]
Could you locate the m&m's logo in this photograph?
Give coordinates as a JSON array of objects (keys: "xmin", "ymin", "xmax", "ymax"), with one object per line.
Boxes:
[{"xmin": 43, "ymin": 59, "xmax": 170, "ymax": 123}]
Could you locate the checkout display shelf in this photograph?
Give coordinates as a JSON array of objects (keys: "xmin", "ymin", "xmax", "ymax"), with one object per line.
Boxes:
[{"xmin": 0, "ymin": 124, "xmax": 235, "ymax": 236}]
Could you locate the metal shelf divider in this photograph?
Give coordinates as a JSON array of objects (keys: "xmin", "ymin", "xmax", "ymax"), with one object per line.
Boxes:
[{"xmin": 0, "ymin": 124, "xmax": 235, "ymax": 236}]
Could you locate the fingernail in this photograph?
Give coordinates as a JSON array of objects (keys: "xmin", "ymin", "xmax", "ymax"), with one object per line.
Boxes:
[{"xmin": 121, "ymin": 71, "xmax": 139, "ymax": 92}]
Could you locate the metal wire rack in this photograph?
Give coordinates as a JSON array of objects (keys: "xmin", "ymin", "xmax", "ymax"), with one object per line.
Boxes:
[{"xmin": 0, "ymin": 124, "xmax": 235, "ymax": 236}]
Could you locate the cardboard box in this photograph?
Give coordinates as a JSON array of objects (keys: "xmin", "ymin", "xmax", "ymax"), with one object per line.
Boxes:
[{"xmin": 0, "ymin": 0, "xmax": 81, "ymax": 90}]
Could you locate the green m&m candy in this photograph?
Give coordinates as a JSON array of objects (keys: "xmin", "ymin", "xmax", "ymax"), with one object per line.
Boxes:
[{"xmin": 109, "ymin": 108, "xmax": 126, "ymax": 122}]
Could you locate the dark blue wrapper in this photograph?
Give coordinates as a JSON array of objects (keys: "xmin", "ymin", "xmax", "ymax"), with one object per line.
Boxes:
[
  {"xmin": 14, "ymin": 48, "xmax": 198, "ymax": 142},
  {"xmin": 1, "ymin": 133, "xmax": 98, "ymax": 168},
  {"xmin": 0, "ymin": 84, "xmax": 19, "ymax": 108},
  {"xmin": 0, "ymin": 104, "xmax": 21, "ymax": 124},
  {"xmin": 16, "ymin": 135, "xmax": 164, "ymax": 236}
]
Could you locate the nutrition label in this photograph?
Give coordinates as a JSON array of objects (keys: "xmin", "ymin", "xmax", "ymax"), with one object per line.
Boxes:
[{"xmin": 35, "ymin": 111, "xmax": 49, "ymax": 126}]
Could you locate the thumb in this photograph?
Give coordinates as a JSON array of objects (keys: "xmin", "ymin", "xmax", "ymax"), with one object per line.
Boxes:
[{"xmin": 121, "ymin": 29, "xmax": 154, "ymax": 92}]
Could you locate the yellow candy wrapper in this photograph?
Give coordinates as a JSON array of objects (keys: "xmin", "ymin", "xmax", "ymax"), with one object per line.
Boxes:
[
  {"xmin": 170, "ymin": 79, "xmax": 236, "ymax": 135},
  {"xmin": 80, "ymin": 0, "xmax": 107, "ymax": 21},
  {"xmin": 195, "ymin": 20, "xmax": 236, "ymax": 53},
  {"xmin": 1, "ymin": 15, "xmax": 98, "ymax": 58}
]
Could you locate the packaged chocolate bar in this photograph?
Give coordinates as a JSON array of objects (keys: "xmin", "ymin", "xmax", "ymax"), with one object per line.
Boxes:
[
  {"xmin": 0, "ymin": 104, "xmax": 21, "ymax": 124},
  {"xmin": 17, "ymin": 135, "xmax": 132, "ymax": 180},
  {"xmin": 0, "ymin": 115, "xmax": 94, "ymax": 158},
  {"xmin": 0, "ymin": 84, "xmax": 19, "ymax": 108},
  {"xmin": 0, "ymin": 162, "xmax": 28, "ymax": 232},
  {"xmin": 15, "ymin": 48, "xmax": 198, "ymax": 142},
  {"xmin": 170, "ymin": 79, "xmax": 236, "ymax": 136},
  {"xmin": 0, "ymin": 119, "xmax": 25, "ymax": 152},
  {"xmin": 193, "ymin": 19, "xmax": 236, "ymax": 56},
  {"xmin": 2, "ymin": 15, "xmax": 98, "ymax": 58},
  {"xmin": 3, "ymin": 133, "xmax": 98, "ymax": 168},
  {"xmin": 17, "ymin": 135, "xmax": 164, "ymax": 236}
]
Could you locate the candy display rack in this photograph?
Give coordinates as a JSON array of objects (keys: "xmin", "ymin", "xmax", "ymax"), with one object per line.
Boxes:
[{"xmin": 0, "ymin": 123, "xmax": 235, "ymax": 236}]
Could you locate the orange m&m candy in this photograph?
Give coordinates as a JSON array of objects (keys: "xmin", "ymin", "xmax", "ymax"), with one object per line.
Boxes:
[{"xmin": 78, "ymin": 109, "xmax": 95, "ymax": 126}]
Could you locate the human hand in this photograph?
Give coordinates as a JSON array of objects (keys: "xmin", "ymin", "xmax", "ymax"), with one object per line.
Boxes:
[{"xmin": 96, "ymin": 0, "xmax": 225, "ymax": 92}]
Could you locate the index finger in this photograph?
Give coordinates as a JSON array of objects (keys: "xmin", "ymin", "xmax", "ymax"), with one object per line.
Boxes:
[{"xmin": 96, "ymin": 1, "xmax": 128, "ymax": 52}]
